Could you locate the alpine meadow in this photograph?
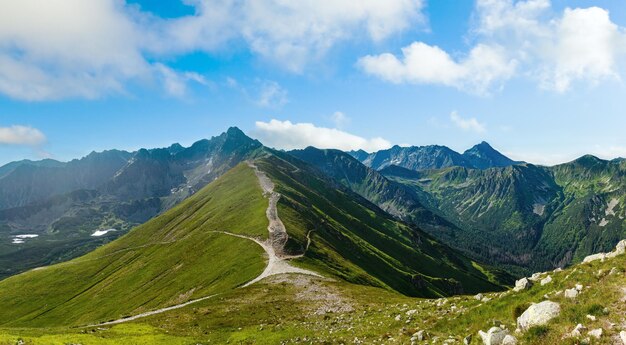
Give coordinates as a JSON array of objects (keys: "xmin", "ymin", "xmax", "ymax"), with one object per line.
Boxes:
[{"xmin": 2, "ymin": 1, "xmax": 626, "ymax": 344}]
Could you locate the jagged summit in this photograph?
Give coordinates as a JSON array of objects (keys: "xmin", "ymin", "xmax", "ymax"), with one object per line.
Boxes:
[
  {"xmin": 349, "ymin": 141, "xmax": 520, "ymax": 171},
  {"xmin": 462, "ymin": 141, "xmax": 521, "ymax": 169}
]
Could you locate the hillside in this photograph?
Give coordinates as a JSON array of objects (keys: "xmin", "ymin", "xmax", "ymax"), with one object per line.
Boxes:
[
  {"xmin": 383, "ymin": 157, "xmax": 626, "ymax": 274},
  {"xmin": 0, "ymin": 152, "xmax": 510, "ymax": 331},
  {"xmin": 0, "ymin": 127, "xmax": 262, "ymax": 279},
  {"xmin": 2, "ymin": 227, "xmax": 624, "ymax": 344}
]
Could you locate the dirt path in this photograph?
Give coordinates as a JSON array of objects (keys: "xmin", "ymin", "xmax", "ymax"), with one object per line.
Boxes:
[{"xmin": 82, "ymin": 162, "xmax": 320, "ymax": 328}]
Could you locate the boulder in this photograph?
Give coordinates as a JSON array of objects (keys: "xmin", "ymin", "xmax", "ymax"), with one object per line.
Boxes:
[
  {"xmin": 620, "ymin": 330, "xmax": 626, "ymax": 345},
  {"xmin": 575, "ymin": 284, "xmax": 583, "ymax": 291},
  {"xmin": 564, "ymin": 288, "xmax": 578, "ymax": 299},
  {"xmin": 588, "ymin": 328, "xmax": 603, "ymax": 339},
  {"xmin": 513, "ymin": 278, "xmax": 532, "ymax": 292},
  {"xmin": 615, "ymin": 239, "xmax": 626, "ymax": 255},
  {"xmin": 502, "ymin": 335, "xmax": 517, "ymax": 345},
  {"xmin": 540, "ymin": 276, "xmax": 552, "ymax": 286},
  {"xmin": 583, "ymin": 253, "xmax": 606, "ymax": 263},
  {"xmin": 478, "ymin": 327, "xmax": 508, "ymax": 345},
  {"xmin": 517, "ymin": 301, "xmax": 561, "ymax": 331},
  {"xmin": 463, "ymin": 334, "xmax": 472, "ymax": 345},
  {"xmin": 474, "ymin": 293, "xmax": 484, "ymax": 301}
]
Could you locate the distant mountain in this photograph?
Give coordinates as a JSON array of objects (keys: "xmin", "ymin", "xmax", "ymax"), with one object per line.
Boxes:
[
  {"xmin": 0, "ymin": 151, "xmax": 132, "ymax": 210},
  {"xmin": 350, "ymin": 142, "xmax": 522, "ymax": 171},
  {"xmin": 0, "ymin": 159, "xmax": 65, "ymax": 179},
  {"xmin": 462, "ymin": 141, "xmax": 521, "ymax": 169},
  {"xmin": 0, "ymin": 127, "xmax": 263, "ymax": 279},
  {"xmin": 289, "ymin": 147, "xmax": 464, "ymax": 249},
  {"xmin": 383, "ymin": 155, "xmax": 626, "ymax": 273}
]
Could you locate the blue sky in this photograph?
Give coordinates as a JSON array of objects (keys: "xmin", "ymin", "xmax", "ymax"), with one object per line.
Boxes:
[{"xmin": 2, "ymin": 0, "xmax": 626, "ymax": 166}]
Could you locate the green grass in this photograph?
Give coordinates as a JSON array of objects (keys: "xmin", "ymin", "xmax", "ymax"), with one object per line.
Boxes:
[
  {"xmin": 257, "ymin": 153, "xmax": 506, "ymax": 297},
  {"xmin": 0, "ymin": 164, "xmax": 268, "ymax": 327}
]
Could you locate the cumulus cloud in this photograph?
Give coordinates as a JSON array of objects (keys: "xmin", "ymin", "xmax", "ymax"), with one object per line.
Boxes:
[
  {"xmin": 0, "ymin": 0, "xmax": 424, "ymax": 100},
  {"xmin": 0, "ymin": 125, "xmax": 46, "ymax": 146},
  {"xmin": 251, "ymin": 119, "xmax": 392, "ymax": 151},
  {"xmin": 450, "ymin": 111, "xmax": 486, "ymax": 133},
  {"xmin": 359, "ymin": 42, "xmax": 516, "ymax": 93},
  {"xmin": 360, "ymin": 0, "xmax": 626, "ymax": 93}
]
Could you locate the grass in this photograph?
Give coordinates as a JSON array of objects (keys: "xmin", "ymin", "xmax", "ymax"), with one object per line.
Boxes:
[
  {"xmin": 0, "ymin": 164, "xmax": 268, "ymax": 327},
  {"xmin": 257, "ymin": 153, "xmax": 507, "ymax": 297},
  {"xmin": 2, "ymin": 252, "xmax": 624, "ymax": 344}
]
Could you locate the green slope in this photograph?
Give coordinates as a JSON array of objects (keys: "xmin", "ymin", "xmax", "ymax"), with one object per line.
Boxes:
[
  {"xmin": 255, "ymin": 153, "xmax": 509, "ymax": 296},
  {"xmin": 383, "ymin": 157, "xmax": 626, "ymax": 274},
  {"xmin": 0, "ymin": 164, "xmax": 268, "ymax": 327}
]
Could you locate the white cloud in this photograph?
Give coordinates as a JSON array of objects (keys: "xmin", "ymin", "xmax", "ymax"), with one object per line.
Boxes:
[
  {"xmin": 330, "ymin": 111, "xmax": 350, "ymax": 128},
  {"xmin": 0, "ymin": 0, "xmax": 425, "ymax": 101},
  {"xmin": 0, "ymin": 0, "xmax": 149, "ymax": 100},
  {"xmin": 256, "ymin": 81, "xmax": 288, "ymax": 108},
  {"xmin": 251, "ymin": 119, "xmax": 392, "ymax": 152},
  {"xmin": 0, "ymin": 125, "xmax": 46, "ymax": 146},
  {"xmin": 450, "ymin": 111, "xmax": 486, "ymax": 133},
  {"xmin": 154, "ymin": 63, "xmax": 212, "ymax": 98},
  {"xmin": 359, "ymin": 42, "xmax": 516, "ymax": 93},
  {"xmin": 540, "ymin": 7, "xmax": 623, "ymax": 92},
  {"xmin": 227, "ymin": 78, "xmax": 288, "ymax": 108},
  {"xmin": 360, "ymin": 0, "xmax": 626, "ymax": 93}
]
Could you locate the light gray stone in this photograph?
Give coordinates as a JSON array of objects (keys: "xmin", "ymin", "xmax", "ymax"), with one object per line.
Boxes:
[{"xmin": 517, "ymin": 301, "xmax": 561, "ymax": 331}]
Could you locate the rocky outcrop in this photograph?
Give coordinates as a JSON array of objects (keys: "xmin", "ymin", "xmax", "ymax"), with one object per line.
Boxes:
[{"xmin": 517, "ymin": 301, "xmax": 561, "ymax": 331}]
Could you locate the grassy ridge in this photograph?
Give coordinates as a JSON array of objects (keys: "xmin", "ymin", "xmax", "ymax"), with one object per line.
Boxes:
[
  {"xmin": 0, "ymin": 164, "xmax": 268, "ymax": 327},
  {"xmin": 256, "ymin": 153, "xmax": 507, "ymax": 297}
]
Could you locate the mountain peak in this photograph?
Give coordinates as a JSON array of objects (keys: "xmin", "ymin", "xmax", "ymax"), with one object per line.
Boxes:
[{"xmin": 462, "ymin": 142, "xmax": 519, "ymax": 169}]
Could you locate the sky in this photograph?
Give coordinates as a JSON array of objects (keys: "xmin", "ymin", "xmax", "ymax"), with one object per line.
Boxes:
[{"xmin": 2, "ymin": 0, "xmax": 626, "ymax": 166}]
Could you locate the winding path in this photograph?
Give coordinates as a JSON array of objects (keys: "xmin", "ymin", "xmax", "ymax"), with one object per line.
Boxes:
[{"xmin": 82, "ymin": 161, "xmax": 320, "ymax": 327}]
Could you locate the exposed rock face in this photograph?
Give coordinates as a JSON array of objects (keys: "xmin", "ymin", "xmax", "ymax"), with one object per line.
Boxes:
[
  {"xmin": 517, "ymin": 301, "xmax": 561, "ymax": 331},
  {"xmin": 584, "ymin": 253, "xmax": 607, "ymax": 263},
  {"xmin": 478, "ymin": 327, "xmax": 508, "ymax": 345},
  {"xmin": 513, "ymin": 278, "xmax": 531, "ymax": 292},
  {"xmin": 619, "ymin": 330, "xmax": 626, "ymax": 344}
]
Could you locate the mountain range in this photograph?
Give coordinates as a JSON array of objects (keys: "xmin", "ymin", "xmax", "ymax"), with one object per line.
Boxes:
[
  {"xmin": 2, "ymin": 129, "xmax": 624, "ymax": 279},
  {"xmin": 1, "ymin": 127, "xmax": 626, "ymax": 344}
]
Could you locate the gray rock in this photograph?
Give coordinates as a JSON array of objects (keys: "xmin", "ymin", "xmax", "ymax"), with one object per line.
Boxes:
[
  {"xmin": 517, "ymin": 301, "xmax": 561, "ymax": 331},
  {"xmin": 513, "ymin": 278, "xmax": 531, "ymax": 292},
  {"xmin": 540, "ymin": 275, "xmax": 552, "ymax": 286},
  {"xmin": 464, "ymin": 334, "xmax": 472, "ymax": 345},
  {"xmin": 588, "ymin": 328, "xmax": 602, "ymax": 339},
  {"xmin": 564, "ymin": 288, "xmax": 578, "ymax": 299},
  {"xmin": 478, "ymin": 327, "xmax": 508, "ymax": 345},
  {"xmin": 571, "ymin": 324, "xmax": 586, "ymax": 337},
  {"xmin": 619, "ymin": 330, "xmax": 626, "ymax": 345},
  {"xmin": 502, "ymin": 335, "xmax": 517, "ymax": 345},
  {"xmin": 583, "ymin": 253, "xmax": 606, "ymax": 263}
]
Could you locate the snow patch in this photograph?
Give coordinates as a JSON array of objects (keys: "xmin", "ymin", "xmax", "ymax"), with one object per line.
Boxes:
[
  {"xmin": 11, "ymin": 234, "xmax": 38, "ymax": 244},
  {"xmin": 91, "ymin": 229, "xmax": 117, "ymax": 237}
]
